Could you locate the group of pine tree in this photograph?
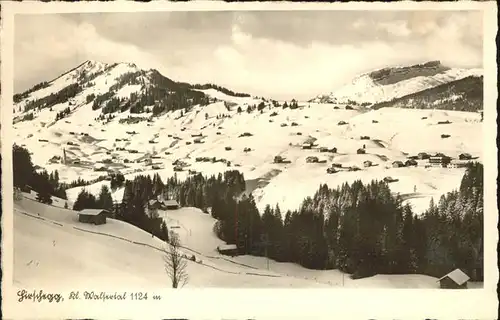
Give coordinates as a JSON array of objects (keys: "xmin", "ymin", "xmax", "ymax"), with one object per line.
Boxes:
[{"xmin": 13, "ymin": 143, "xmax": 483, "ymax": 281}]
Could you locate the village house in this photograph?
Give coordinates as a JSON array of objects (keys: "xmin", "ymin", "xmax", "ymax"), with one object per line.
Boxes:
[
  {"xmin": 448, "ymin": 159, "xmax": 471, "ymax": 169},
  {"xmin": 459, "ymin": 153, "xmax": 473, "ymax": 160},
  {"xmin": 418, "ymin": 152, "xmax": 430, "ymax": 160},
  {"xmin": 78, "ymin": 209, "xmax": 110, "ymax": 225},
  {"xmin": 392, "ymin": 161, "xmax": 405, "ymax": 168},
  {"xmin": 437, "ymin": 269, "xmax": 470, "ymax": 289},
  {"xmin": 429, "ymin": 155, "xmax": 451, "ymax": 167},
  {"xmin": 306, "ymin": 156, "xmax": 319, "ymax": 163},
  {"xmin": 405, "ymin": 159, "xmax": 418, "ymax": 167}
]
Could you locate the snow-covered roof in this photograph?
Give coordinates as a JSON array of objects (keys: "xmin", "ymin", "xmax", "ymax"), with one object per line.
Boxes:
[
  {"xmin": 218, "ymin": 244, "xmax": 237, "ymax": 251},
  {"xmin": 437, "ymin": 269, "xmax": 470, "ymax": 285},
  {"xmin": 79, "ymin": 209, "xmax": 109, "ymax": 216},
  {"xmin": 164, "ymin": 199, "xmax": 179, "ymax": 206}
]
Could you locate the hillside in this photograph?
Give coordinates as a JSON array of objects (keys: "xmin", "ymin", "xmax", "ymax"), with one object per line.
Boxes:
[
  {"xmin": 371, "ymin": 76, "xmax": 483, "ymax": 112},
  {"xmin": 12, "ymin": 59, "xmax": 483, "ymax": 217},
  {"xmin": 310, "ymin": 61, "xmax": 483, "ymax": 107},
  {"xmin": 15, "ymin": 193, "xmax": 481, "ymax": 289}
]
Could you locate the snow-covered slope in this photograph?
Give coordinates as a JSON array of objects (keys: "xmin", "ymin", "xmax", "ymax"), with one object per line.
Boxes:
[
  {"xmin": 16, "ymin": 194, "xmax": 484, "ymax": 289},
  {"xmin": 310, "ymin": 61, "xmax": 483, "ymax": 106},
  {"xmin": 13, "ymin": 60, "xmax": 483, "ymax": 216}
]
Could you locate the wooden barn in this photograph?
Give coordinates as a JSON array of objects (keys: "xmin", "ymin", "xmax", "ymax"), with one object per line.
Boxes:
[
  {"xmin": 217, "ymin": 244, "xmax": 239, "ymax": 257},
  {"xmin": 164, "ymin": 199, "xmax": 180, "ymax": 210},
  {"xmin": 437, "ymin": 269, "xmax": 470, "ymax": 289},
  {"xmin": 78, "ymin": 209, "xmax": 110, "ymax": 225}
]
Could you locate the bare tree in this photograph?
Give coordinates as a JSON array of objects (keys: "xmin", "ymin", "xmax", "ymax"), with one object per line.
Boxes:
[{"xmin": 163, "ymin": 231, "xmax": 188, "ymax": 288}]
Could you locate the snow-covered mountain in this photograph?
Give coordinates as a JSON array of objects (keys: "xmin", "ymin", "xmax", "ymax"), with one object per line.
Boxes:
[
  {"xmin": 12, "ymin": 60, "xmax": 483, "ymax": 215},
  {"xmin": 310, "ymin": 60, "xmax": 483, "ymax": 106}
]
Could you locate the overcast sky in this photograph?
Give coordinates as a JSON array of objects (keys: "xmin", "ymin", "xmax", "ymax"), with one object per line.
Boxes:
[{"xmin": 14, "ymin": 10, "xmax": 483, "ymax": 100}]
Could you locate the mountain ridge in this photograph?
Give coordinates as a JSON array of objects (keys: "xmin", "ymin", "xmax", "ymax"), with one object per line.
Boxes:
[{"xmin": 309, "ymin": 60, "xmax": 483, "ymax": 106}]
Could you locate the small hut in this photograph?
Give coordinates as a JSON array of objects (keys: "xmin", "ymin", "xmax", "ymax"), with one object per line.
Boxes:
[
  {"xmin": 164, "ymin": 199, "xmax": 180, "ymax": 210},
  {"xmin": 78, "ymin": 209, "xmax": 110, "ymax": 225},
  {"xmin": 437, "ymin": 269, "xmax": 470, "ymax": 289},
  {"xmin": 217, "ymin": 244, "xmax": 239, "ymax": 257}
]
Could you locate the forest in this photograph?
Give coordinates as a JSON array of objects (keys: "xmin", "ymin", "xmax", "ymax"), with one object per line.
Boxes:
[
  {"xmin": 14, "ymin": 142, "xmax": 483, "ymax": 281},
  {"xmin": 12, "ymin": 144, "xmax": 68, "ymax": 204},
  {"xmin": 80, "ymin": 164, "xmax": 482, "ymax": 281}
]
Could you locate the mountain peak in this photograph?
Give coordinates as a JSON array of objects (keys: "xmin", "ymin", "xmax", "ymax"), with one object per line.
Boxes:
[{"xmin": 310, "ymin": 61, "xmax": 480, "ymax": 105}]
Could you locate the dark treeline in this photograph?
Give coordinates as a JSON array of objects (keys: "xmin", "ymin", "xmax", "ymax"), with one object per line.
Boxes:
[
  {"xmin": 13, "ymin": 144, "xmax": 68, "ymax": 204},
  {"xmin": 189, "ymin": 83, "xmax": 251, "ymax": 98},
  {"xmin": 90, "ymin": 70, "xmax": 210, "ymax": 117},
  {"xmin": 21, "ymin": 83, "xmax": 82, "ymax": 113},
  {"xmin": 13, "ymin": 81, "xmax": 50, "ymax": 103},
  {"xmin": 159, "ymin": 164, "xmax": 484, "ymax": 281}
]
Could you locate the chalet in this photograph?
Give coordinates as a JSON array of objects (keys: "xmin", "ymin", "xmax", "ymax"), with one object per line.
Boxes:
[
  {"xmin": 372, "ymin": 120, "xmax": 379, "ymax": 123},
  {"xmin": 326, "ymin": 167, "xmax": 337, "ymax": 174},
  {"xmin": 348, "ymin": 166, "xmax": 361, "ymax": 172},
  {"xmin": 329, "ymin": 147, "xmax": 338, "ymax": 153},
  {"xmin": 186, "ymin": 141, "xmax": 192, "ymax": 145},
  {"xmin": 383, "ymin": 176, "xmax": 399, "ymax": 183},
  {"xmin": 338, "ymin": 121, "xmax": 348, "ymax": 126},
  {"xmin": 173, "ymin": 166, "xmax": 183, "ymax": 172},
  {"xmin": 360, "ymin": 136, "xmax": 370, "ymax": 140},
  {"xmin": 191, "ymin": 133, "xmax": 202, "ymax": 137},
  {"xmin": 151, "ymin": 165, "xmax": 162, "ymax": 170},
  {"xmin": 291, "ymin": 122, "xmax": 299, "ymax": 127},
  {"xmin": 274, "ymin": 155, "xmax": 284, "ymax": 163},
  {"xmin": 441, "ymin": 134, "xmax": 451, "ymax": 139},
  {"xmin": 296, "ymin": 132, "xmax": 302, "ymax": 135},
  {"xmin": 437, "ymin": 269, "xmax": 470, "ymax": 289},
  {"xmin": 345, "ymin": 105, "xmax": 354, "ymax": 110},
  {"xmin": 418, "ymin": 152, "xmax": 430, "ymax": 160},
  {"xmin": 319, "ymin": 147, "xmax": 329, "ymax": 153},
  {"xmin": 448, "ymin": 159, "xmax": 471, "ymax": 169},
  {"xmin": 357, "ymin": 148, "xmax": 366, "ymax": 154},
  {"xmin": 421, "ymin": 116, "xmax": 428, "ymax": 120},
  {"xmin": 459, "ymin": 153, "xmax": 473, "ymax": 160},
  {"xmin": 306, "ymin": 156, "xmax": 319, "ymax": 163},
  {"xmin": 78, "ymin": 209, "xmax": 110, "ymax": 225},
  {"xmin": 244, "ymin": 147, "xmax": 252, "ymax": 152},
  {"xmin": 363, "ymin": 160, "xmax": 373, "ymax": 167},
  {"xmin": 164, "ymin": 200, "xmax": 180, "ymax": 210},
  {"xmin": 429, "ymin": 155, "xmax": 451, "ymax": 167},
  {"xmin": 333, "ymin": 106, "xmax": 340, "ymax": 110},
  {"xmin": 280, "ymin": 123, "xmax": 288, "ymax": 127},
  {"xmin": 392, "ymin": 161, "xmax": 405, "ymax": 168},
  {"xmin": 217, "ymin": 244, "xmax": 239, "ymax": 257},
  {"xmin": 302, "ymin": 143, "xmax": 313, "ymax": 150},
  {"xmin": 225, "ymin": 146, "xmax": 232, "ymax": 151},
  {"xmin": 405, "ymin": 159, "xmax": 418, "ymax": 167},
  {"xmin": 331, "ymin": 163, "xmax": 342, "ymax": 168}
]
